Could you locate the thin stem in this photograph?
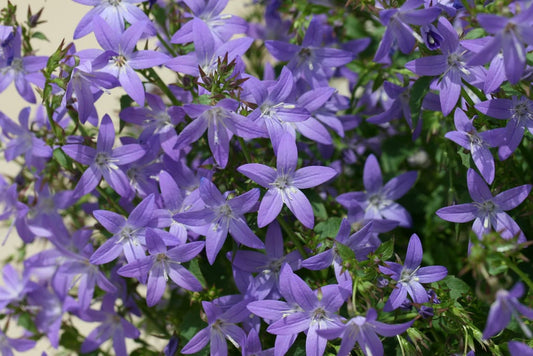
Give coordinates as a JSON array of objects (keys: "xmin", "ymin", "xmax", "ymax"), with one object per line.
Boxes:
[
  {"xmin": 276, "ymin": 216, "xmax": 307, "ymax": 258},
  {"xmin": 96, "ymin": 186, "xmax": 127, "ymax": 215},
  {"xmin": 238, "ymin": 137, "xmax": 251, "ymax": 163},
  {"xmin": 142, "ymin": 68, "xmax": 181, "ymax": 106},
  {"xmin": 156, "ymin": 33, "xmax": 177, "ymax": 57},
  {"xmin": 504, "ymin": 256, "xmax": 533, "ymax": 291}
]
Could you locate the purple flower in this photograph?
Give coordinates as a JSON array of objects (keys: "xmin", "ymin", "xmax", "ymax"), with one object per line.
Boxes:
[
  {"xmin": 482, "ymin": 282, "xmax": 533, "ymax": 340},
  {"xmin": 405, "ymin": 17, "xmax": 486, "ymax": 116},
  {"xmin": 242, "ymin": 328, "xmax": 274, "ymax": 356},
  {"xmin": 181, "ymin": 300, "xmax": 248, "ymax": 355},
  {"xmin": 508, "ymin": 341, "xmax": 533, "ymax": 356},
  {"xmin": 0, "ymin": 27, "xmax": 47, "ymax": 103},
  {"xmin": 92, "ymin": 17, "xmax": 170, "ymax": 106},
  {"xmin": 73, "ymin": 0, "xmax": 153, "ymax": 39},
  {"xmin": 468, "ymin": 5, "xmax": 533, "ymax": 84},
  {"xmin": 244, "ymin": 67, "xmax": 309, "ymax": 154},
  {"xmin": 317, "ymin": 308, "xmax": 414, "ymax": 356},
  {"xmin": 118, "ymin": 228, "xmax": 204, "ymax": 306},
  {"xmin": 62, "ymin": 114, "xmax": 145, "ymax": 199},
  {"xmin": 90, "ymin": 194, "xmax": 158, "ymax": 265},
  {"xmin": 230, "ymin": 221, "xmax": 302, "ymax": 300},
  {"xmin": 167, "ymin": 18, "xmax": 252, "ymax": 77},
  {"xmin": 0, "ymin": 329, "xmax": 36, "ymax": 356},
  {"xmin": 238, "ymin": 134, "xmax": 338, "ymax": 228},
  {"xmin": 336, "ymin": 154, "xmax": 417, "ymax": 228},
  {"xmin": 174, "ymin": 178, "xmax": 264, "ymax": 264},
  {"xmin": 171, "ymin": 0, "xmax": 248, "ymax": 45},
  {"xmin": 444, "ymin": 108, "xmax": 504, "ymax": 184},
  {"xmin": 80, "ymin": 294, "xmax": 140, "ymax": 356},
  {"xmin": 0, "ymin": 108, "xmax": 52, "ymax": 170},
  {"xmin": 436, "ymin": 169, "xmax": 531, "ymax": 242},
  {"xmin": 175, "ymin": 98, "xmax": 264, "ymax": 168},
  {"xmin": 48, "ymin": 229, "xmax": 117, "ymax": 312},
  {"xmin": 119, "ymin": 93, "xmax": 184, "ymax": 157},
  {"xmin": 265, "ymin": 16, "xmax": 353, "ymax": 86},
  {"xmin": 0, "ymin": 264, "xmax": 38, "ymax": 311},
  {"xmin": 379, "ymin": 234, "xmax": 447, "ymax": 311},
  {"xmin": 475, "ymin": 96, "xmax": 533, "ymax": 160},
  {"xmin": 247, "ymin": 264, "xmax": 345, "ymax": 356},
  {"xmin": 374, "ymin": 0, "xmax": 441, "ymax": 63},
  {"xmin": 66, "ymin": 61, "xmax": 118, "ymax": 125}
]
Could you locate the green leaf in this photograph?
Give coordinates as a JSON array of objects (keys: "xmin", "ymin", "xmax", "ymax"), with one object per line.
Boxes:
[
  {"xmin": 17, "ymin": 312, "xmax": 38, "ymax": 333},
  {"xmin": 463, "ymin": 28, "xmax": 486, "ymax": 40},
  {"xmin": 198, "ymin": 94, "xmax": 211, "ymax": 105},
  {"xmin": 188, "ymin": 258, "xmax": 207, "ymax": 288},
  {"xmin": 314, "ymin": 217, "xmax": 342, "ymax": 239},
  {"xmin": 375, "ymin": 238, "xmax": 394, "ymax": 261},
  {"xmin": 457, "ymin": 149, "xmax": 471, "ymax": 169},
  {"xmin": 31, "ymin": 31, "xmax": 48, "ymax": 41},
  {"xmin": 337, "ymin": 242, "xmax": 355, "ymax": 261},
  {"xmin": 444, "ymin": 275, "xmax": 470, "ymax": 300},
  {"xmin": 307, "ymin": 190, "xmax": 328, "ymax": 220},
  {"xmin": 409, "ymin": 76, "xmax": 433, "ymax": 131},
  {"xmin": 53, "ymin": 148, "xmax": 71, "ymax": 169}
]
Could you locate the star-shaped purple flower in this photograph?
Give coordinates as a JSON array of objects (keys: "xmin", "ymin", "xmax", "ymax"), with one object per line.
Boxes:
[
  {"xmin": 336, "ymin": 153, "xmax": 417, "ymax": 228},
  {"xmin": 379, "ymin": 233, "xmax": 447, "ymax": 311},
  {"xmin": 482, "ymin": 282, "xmax": 533, "ymax": 340},
  {"xmin": 445, "ymin": 108, "xmax": 504, "ymax": 184},
  {"xmin": 174, "ymin": 178, "xmax": 264, "ymax": 264},
  {"xmin": 238, "ymin": 134, "xmax": 338, "ymax": 228},
  {"xmin": 318, "ymin": 308, "xmax": 414, "ymax": 356},
  {"xmin": 436, "ymin": 169, "xmax": 531, "ymax": 242},
  {"xmin": 62, "ymin": 115, "xmax": 145, "ymax": 199},
  {"xmin": 92, "ymin": 17, "xmax": 170, "ymax": 106},
  {"xmin": 247, "ymin": 264, "xmax": 345, "ymax": 356}
]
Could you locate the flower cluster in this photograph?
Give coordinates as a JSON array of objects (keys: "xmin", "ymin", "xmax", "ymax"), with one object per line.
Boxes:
[{"xmin": 0, "ymin": 0, "xmax": 532, "ymax": 355}]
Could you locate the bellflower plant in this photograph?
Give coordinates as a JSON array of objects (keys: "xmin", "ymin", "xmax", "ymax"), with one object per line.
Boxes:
[{"xmin": 1, "ymin": 0, "xmax": 533, "ymax": 355}]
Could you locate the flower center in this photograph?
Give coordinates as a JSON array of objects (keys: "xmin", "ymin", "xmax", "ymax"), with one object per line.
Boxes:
[
  {"xmin": 9, "ymin": 57, "xmax": 23, "ymax": 72},
  {"xmin": 112, "ymin": 55, "xmax": 127, "ymax": 67},
  {"xmin": 108, "ymin": 0, "xmax": 121, "ymax": 5},
  {"xmin": 94, "ymin": 152, "xmax": 118, "ymax": 169},
  {"xmin": 447, "ymin": 51, "xmax": 470, "ymax": 76},
  {"xmin": 272, "ymin": 175, "xmax": 291, "ymax": 190},
  {"xmin": 311, "ymin": 307, "xmax": 327, "ymax": 323},
  {"xmin": 216, "ymin": 203, "xmax": 233, "ymax": 218},
  {"xmin": 511, "ymin": 99, "xmax": 533, "ymax": 122}
]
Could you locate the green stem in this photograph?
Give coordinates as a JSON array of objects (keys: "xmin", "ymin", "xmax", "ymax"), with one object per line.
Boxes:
[
  {"xmin": 96, "ymin": 186, "xmax": 127, "ymax": 215},
  {"xmin": 276, "ymin": 216, "xmax": 307, "ymax": 258},
  {"xmin": 238, "ymin": 137, "xmax": 251, "ymax": 163},
  {"xmin": 156, "ymin": 33, "xmax": 177, "ymax": 57},
  {"xmin": 351, "ymin": 278, "xmax": 358, "ymax": 315},
  {"xmin": 142, "ymin": 69, "xmax": 181, "ymax": 106},
  {"xmin": 504, "ymin": 256, "xmax": 533, "ymax": 291}
]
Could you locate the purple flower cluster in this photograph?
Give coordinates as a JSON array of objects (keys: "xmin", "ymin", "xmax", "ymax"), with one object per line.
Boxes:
[{"xmin": 0, "ymin": 0, "xmax": 532, "ymax": 355}]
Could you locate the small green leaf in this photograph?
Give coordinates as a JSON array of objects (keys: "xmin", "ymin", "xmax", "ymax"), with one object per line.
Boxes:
[
  {"xmin": 17, "ymin": 312, "xmax": 38, "ymax": 333},
  {"xmin": 464, "ymin": 28, "xmax": 486, "ymax": 40},
  {"xmin": 188, "ymin": 258, "xmax": 207, "ymax": 288},
  {"xmin": 314, "ymin": 217, "xmax": 342, "ymax": 239},
  {"xmin": 409, "ymin": 76, "xmax": 433, "ymax": 130},
  {"xmin": 53, "ymin": 148, "xmax": 71, "ymax": 169},
  {"xmin": 31, "ymin": 31, "xmax": 48, "ymax": 41},
  {"xmin": 337, "ymin": 242, "xmax": 355, "ymax": 261},
  {"xmin": 444, "ymin": 275, "xmax": 470, "ymax": 300},
  {"xmin": 457, "ymin": 149, "xmax": 471, "ymax": 169},
  {"xmin": 376, "ymin": 238, "xmax": 394, "ymax": 260}
]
